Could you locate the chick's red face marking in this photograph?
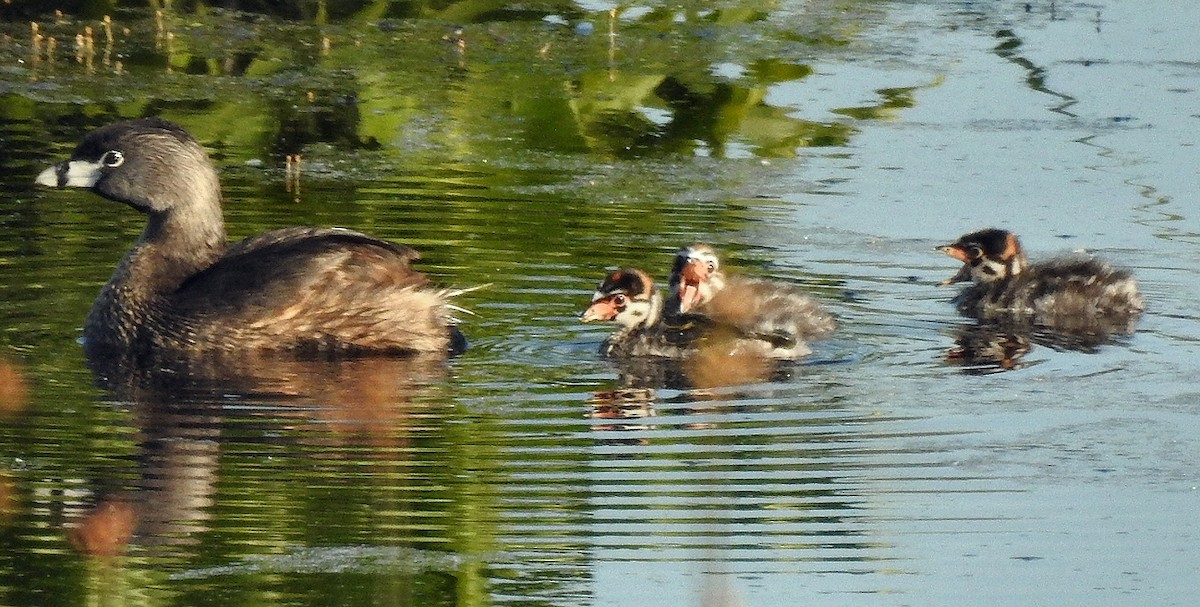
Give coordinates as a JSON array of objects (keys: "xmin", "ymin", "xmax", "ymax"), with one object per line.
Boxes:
[
  {"xmin": 937, "ymin": 230, "xmax": 1024, "ymax": 285},
  {"xmin": 583, "ymin": 268, "xmax": 655, "ymax": 326},
  {"xmin": 581, "ymin": 293, "xmax": 626, "ymax": 322}
]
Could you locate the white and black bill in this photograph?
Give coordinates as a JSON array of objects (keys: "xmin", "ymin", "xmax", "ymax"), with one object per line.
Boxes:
[{"xmin": 35, "ymin": 160, "xmax": 104, "ymax": 188}]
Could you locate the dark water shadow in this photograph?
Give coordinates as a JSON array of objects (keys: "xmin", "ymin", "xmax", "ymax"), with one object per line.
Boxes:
[
  {"xmin": 584, "ymin": 340, "xmax": 855, "ymax": 440},
  {"xmin": 597, "ymin": 344, "xmax": 842, "ymax": 392},
  {"xmin": 943, "ymin": 319, "xmax": 1139, "ymax": 375}
]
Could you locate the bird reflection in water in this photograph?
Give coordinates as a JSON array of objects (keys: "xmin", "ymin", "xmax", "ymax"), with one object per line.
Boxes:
[
  {"xmin": 0, "ymin": 358, "xmax": 30, "ymax": 538},
  {"xmin": 0, "ymin": 355, "xmax": 30, "ymax": 415},
  {"xmin": 586, "ymin": 344, "xmax": 788, "ymax": 437},
  {"xmin": 69, "ymin": 498, "xmax": 138, "ymax": 558},
  {"xmin": 586, "ymin": 388, "xmax": 657, "ymax": 436},
  {"xmin": 64, "ymin": 350, "xmax": 450, "ymax": 559},
  {"xmin": 0, "ymin": 357, "xmax": 23, "ymax": 527},
  {"xmin": 944, "ymin": 323, "xmax": 1033, "ymax": 374},
  {"xmin": 944, "ymin": 317, "xmax": 1139, "ymax": 374}
]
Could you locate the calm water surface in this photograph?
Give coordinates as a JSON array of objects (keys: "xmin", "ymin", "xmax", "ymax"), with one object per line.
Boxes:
[{"xmin": 1, "ymin": 1, "xmax": 1198, "ymax": 606}]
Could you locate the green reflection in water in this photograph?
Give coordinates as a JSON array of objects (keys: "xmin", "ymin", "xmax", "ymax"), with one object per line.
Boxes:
[
  {"xmin": 832, "ymin": 79, "xmax": 941, "ymax": 121},
  {"xmin": 1, "ymin": 2, "xmax": 870, "ymax": 159},
  {"xmin": 0, "ymin": 1, "xmax": 913, "ymax": 606}
]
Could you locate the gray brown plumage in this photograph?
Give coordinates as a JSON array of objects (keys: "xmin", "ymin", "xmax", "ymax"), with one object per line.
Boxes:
[
  {"xmin": 36, "ymin": 118, "xmax": 466, "ymax": 358},
  {"xmin": 664, "ymin": 244, "xmax": 836, "ymax": 357},
  {"xmin": 583, "ymin": 266, "xmax": 826, "ymax": 360},
  {"xmin": 938, "ymin": 228, "xmax": 1144, "ymax": 337}
]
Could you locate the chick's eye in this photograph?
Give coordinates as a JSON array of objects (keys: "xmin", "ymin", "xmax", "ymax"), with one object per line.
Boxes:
[
  {"xmin": 101, "ymin": 150, "xmax": 124, "ymax": 167},
  {"xmin": 614, "ymin": 294, "xmax": 626, "ymax": 305},
  {"xmin": 966, "ymin": 245, "xmax": 983, "ymax": 258}
]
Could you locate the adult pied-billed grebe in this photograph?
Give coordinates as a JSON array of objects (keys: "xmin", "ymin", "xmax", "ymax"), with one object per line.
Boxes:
[
  {"xmin": 937, "ymin": 228, "xmax": 1144, "ymax": 335},
  {"xmin": 664, "ymin": 243, "xmax": 837, "ymax": 353},
  {"xmin": 36, "ymin": 118, "xmax": 468, "ymax": 357}
]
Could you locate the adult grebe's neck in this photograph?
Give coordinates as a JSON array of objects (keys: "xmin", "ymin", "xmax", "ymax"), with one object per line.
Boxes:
[
  {"xmin": 127, "ymin": 154, "xmax": 228, "ymax": 288},
  {"xmin": 85, "ymin": 171, "xmax": 228, "ymax": 347}
]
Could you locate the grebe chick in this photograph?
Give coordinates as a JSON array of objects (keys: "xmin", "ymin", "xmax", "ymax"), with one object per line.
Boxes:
[
  {"xmin": 583, "ymin": 267, "xmax": 822, "ymax": 360},
  {"xmin": 937, "ymin": 228, "xmax": 1144, "ymax": 335},
  {"xmin": 580, "ymin": 268, "xmax": 703, "ymax": 359},
  {"xmin": 665, "ymin": 243, "xmax": 837, "ymax": 350}
]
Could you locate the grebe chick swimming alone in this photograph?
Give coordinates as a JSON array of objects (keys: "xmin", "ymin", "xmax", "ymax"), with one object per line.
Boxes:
[
  {"xmin": 36, "ymin": 118, "xmax": 470, "ymax": 358},
  {"xmin": 937, "ymin": 228, "xmax": 1144, "ymax": 336}
]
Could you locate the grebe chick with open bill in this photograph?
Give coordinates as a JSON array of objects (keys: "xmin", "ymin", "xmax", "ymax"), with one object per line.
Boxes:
[{"xmin": 665, "ymin": 243, "xmax": 837, "ymax": 352}]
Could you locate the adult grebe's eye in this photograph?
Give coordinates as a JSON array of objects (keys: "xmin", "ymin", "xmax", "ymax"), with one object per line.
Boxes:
[
  {"xmin": 101, "ymin": 150, "xmax": 125, "ymax": 167},
  {"xmin": 707, "ymin": 261, "xmax": 715, "ymax": 271}
]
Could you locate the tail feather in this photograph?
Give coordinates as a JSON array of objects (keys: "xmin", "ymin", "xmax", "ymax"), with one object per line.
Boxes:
[{"xmin": 441, "ymin": 283, "xmax": 490, "ymax": 324}]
